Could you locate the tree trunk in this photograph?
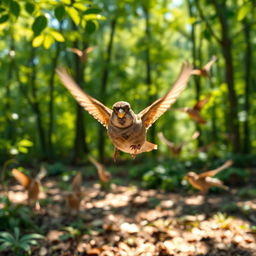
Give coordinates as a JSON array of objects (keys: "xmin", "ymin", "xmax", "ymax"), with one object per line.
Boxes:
[
  {"xmin": 71, "ymin": 38, "xmax": 88, "ymax": 164},
  {"xmin": 48, "ymin": 42, "xmax": 61, "ymax": 159},
  {"xmin": 187, "ymin": 0, "xmax": 202, "ymax": 147},
  {"xmin": 143, "ymin": 5, "xmax": 156, "ymax": 148},
  {"xmin": 242, "ymin": 19, "xmax": 252, "ymax": 154},
  {"xmin": 5, "ymin": 37, "xmax": 15, "ymax": 142},
  {"xmin": 211, "ymin": 0, "xmax": 240, "ymax": 152},
  {"xmin": 30, "ymin": 47, "xmax": 47, "ymax": 156},
  {"xmin": 98, "ymin": 19, "xmax": 117, "ymax": 162}
]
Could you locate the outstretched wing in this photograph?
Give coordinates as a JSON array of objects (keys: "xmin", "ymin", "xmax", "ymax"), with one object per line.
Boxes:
[
  {"xmin": 139, "ymin": 62, "xmax": 193, "ymax": 129},
  {"xmin": 12, "ymin": 169, "xmax": 31, "ymax": 189},
  {"xmin": 158, "ymin": 132, "xmax": 176, "ymax": 149},
  {"xmin": 88, "ymin": 156, "xmax": 111, "ymax": 183},
  {"xmin": 194, "ymin": 94, "xmax": 211, "ymax": 111},
  {"xmin": 72, "ymin": 172, "xmax": 82, "ymax": 193},
  {"xmin": 203, "ymin": 56, "xmax": 217, "ymax": 71},
  {"xmin": 56, "ymin": 68, "xmax": 112, "ymax": 128},
  {"xmin": 199, "ymin": 160, "xmax": 233, "ymax": 178}
]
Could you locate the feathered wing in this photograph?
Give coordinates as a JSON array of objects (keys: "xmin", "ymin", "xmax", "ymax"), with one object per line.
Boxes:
[
  {"xmin": 88, "ymin": 156, "xmax": 111, "ymax": 183},
  {"xmin": 204, "ymin": 177, "xmax": 228, "ymax": 190},
  {"xmin": 203, "ymin": 56, "xmax": 217, "ymax": 71},
  {"xmin": 139, "ymin": 62, "xmax": 193, "ymax": 129},
  {"xmin": 158, "ymin": 132, "xmax": 176, "ymax": 149},
  {"xmin": 56, "ymin": 68, "xmax": 112, "ymax": 128},
  {"xmin": 12, "ymin": 169, "xmax": 31, "ymax": 189},
  {"xmin": 68, "ymin": 48, "xmax": 83, "ymax": 57},
  {"xmin": 72, "ymin": 173, "xmax": 82, "ymax": 193},
  {"xmin": 194, "ymin": 94, "xmax": 211, "ymax": 111},
  {"xmin": 199, "ymin": 160, "xmax": 233, "ymax": 178}
]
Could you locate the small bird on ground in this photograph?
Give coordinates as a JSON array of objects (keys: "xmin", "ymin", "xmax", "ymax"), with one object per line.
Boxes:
[
  {"xmin": 65, "ymin": 172, "xmax": 83, "ymax": 212},
  {"xmin": 176, "ymin": 94, "xmax": 211, "ymax": 124},
  {"xmin": 158, "ymin": 131, "xmax": 200, "ymax": 156},
  {"xmin": 11, "ymin": 166, "xmax": 46, "ymax": 209},
  {"xmin": 191, "ymin": 56, "xmax": 217, "ymax": 78},
  {"xmin": 185, "ymin": 160, "xmax": 233, "ymax": 194},
  {"xmin": 68, "ymin": 46, "xmax": 94, "ymax": 62},
  {"xmin": 88, "ymin": 156, "xmax": 112, "ymax": 184},
  {"xmin": 57, "ymin": 62, "xmax": 193, "ymax": 161}
]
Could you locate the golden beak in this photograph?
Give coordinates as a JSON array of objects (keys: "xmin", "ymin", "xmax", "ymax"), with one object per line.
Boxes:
[{"xmin": 117, "ymin": 109, "xmax": 125, "ymax": 118}]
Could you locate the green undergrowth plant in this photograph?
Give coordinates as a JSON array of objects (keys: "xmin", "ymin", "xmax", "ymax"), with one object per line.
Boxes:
[
  {"xmin": 0, "ymin": 197, "xmax": 35, "ymax": 231},
  {"xmin": 142, "ymin": 162, "xmax": 186, "ymax": 191},
  {"xmin": 0, "ymin": 227, "xmax": 44, "ymax": 256}
]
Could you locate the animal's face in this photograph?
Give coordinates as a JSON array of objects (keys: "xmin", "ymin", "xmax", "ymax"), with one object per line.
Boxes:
[{"xmin": 111, "ymin": 101, "xmax": 135, "ymax": 128}]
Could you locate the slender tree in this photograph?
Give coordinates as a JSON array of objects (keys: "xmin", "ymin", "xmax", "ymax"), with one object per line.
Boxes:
[
  {"xmin": 48, "ymin": 41, "xmax": 61, "ymax": 158},
  {"xmin": 196, "ymin": 0, "xmax": 241, "ymax": 152},
  {"xmin": 143, "ymin": 3, "xmax": 157, "ymax": 146},
  {"xmin": 29, "ymin": 46, "xmax": 47, "ymax": 156},
  {"xmin": 242, "ymin": 18, "xmax": 252, "ymax": 153},
  {"xmin": 98, "ymin": 18, "xmax": 117, "ymax": 162},
  {"xmin": 71, "ymin": 25, "xmax": 89, "ymax": 164},
  {"xmin": 186, "ymin": 0, "xmax": 203, "ymax": 146}
]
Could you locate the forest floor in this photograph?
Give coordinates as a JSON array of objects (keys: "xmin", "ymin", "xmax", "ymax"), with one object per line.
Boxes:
[{"xmin": 2, "ymin": 175, "xmax": 256, "ymax": 256}]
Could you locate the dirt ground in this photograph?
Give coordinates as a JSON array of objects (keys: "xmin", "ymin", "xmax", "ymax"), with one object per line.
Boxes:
[{"xmin": 2, "ymin": 177, "xmax": 256, "ymax": 256}]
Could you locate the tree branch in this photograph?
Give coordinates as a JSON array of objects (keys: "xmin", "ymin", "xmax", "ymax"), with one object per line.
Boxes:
[{"xmin": 195, "ymin": 0, "xmax": 222, "ymax": 44}]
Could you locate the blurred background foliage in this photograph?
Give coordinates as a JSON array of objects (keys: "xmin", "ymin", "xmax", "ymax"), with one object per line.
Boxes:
[{"xmin": 0, "ymin": 0, "xmax": 255, "ymax": 179}]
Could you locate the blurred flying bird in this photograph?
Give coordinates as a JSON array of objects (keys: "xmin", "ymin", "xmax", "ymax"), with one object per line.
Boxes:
[
  {"xmin": 176, "ymin": 94, "xmax": 211, "ymax": 124},
  {"xmin": 11, "ymin": 165, "xmax": 46, "ymax": 209},
  {"xmin": 158, "ymin": 131, "xmax": 200, "ymax": 156},
  {"xmin": 191, "ymin": 56, "xmax": 217, "ymax": 78},
  {"xmin": 68, "ymin": 46, "xmax": 94, "ymax": 62},
  {"xmin": 185, "ymin": 160, "xmax": 233, "ymax": 194},
  {"xmin": 57, "ymin": 62, "xmax": 193, "ymax": 161},
  {"xmin": 88, "ymin": 156, "xmax": 111, "ymax": 184},
  {"xmin": 65, "ymin": 172, "xmax": 84, "ymax": 212}
]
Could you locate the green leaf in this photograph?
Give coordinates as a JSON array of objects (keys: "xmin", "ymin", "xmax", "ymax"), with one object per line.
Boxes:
[
  {"xmin": 43, "ymin": 34, "xmax": 54, "ymax": 49},
  {"xmin": 0, "ymin": 14, "xmax": 8, "ymax": 23},
  {"xmin": 18, "ymin": 146, "xmax": 28, "ymax": 154},
  {"xmin": 54, "ymin": 5, "xmax": 66, "ymax": 21},
  {"xmin": 50, "ymin": 30, "xmax": 65, "ymax": 42},
  {"xmin": 73, "ymin": 3, "xmax": 86, "ymax": 11},
  {"xmin": 25, "ymin": 3, "xmax": 35, "ymax": 14},
  {"xmin": 0, "ymin": 242, "xmax": 12, "ymax": 251},
  {"xmin": 19, "ymin": 139, "xmax": 33, "ymax": 147},
  {"xmin": 84, "ymin": 13, "xmax": 105, "ymax": 20},
  {"xmin": 0, "ymin": 7, "xmax": 6, "ymax": 14},
  {"xmin": 83, "ymin": 8, "xmax": 102, "ymax": 15},
  {"xmin": 10, "ymin": 1, "xmax": 20, "ymax": 17},
  {"xmin": 86, "ymin": 20, "xmax": 96, "ymax": 34},
  {"xmin": 67, "ymin": 7, "xmax": 80, "ymax": 25},
  {"xmin": 32, "ymin": 34, "xmax": 44, "ymax": 47},
  {"xmin": 237, "ymin": 4, "xmax": 251, "ymax": 21},
  {"xmin": 0, "ymin": 232, "xmax": 15, "ymax": 243},
  {"xmin": 20, "ymin": 234, "xmax": 44, "ymax": 242},
  {"xmin": 14, "ymin": 227, "xmax": 20, "ymax": 240},
  {"xmin": 32, "ymin": 15, "xmax": 48, "ymax": 36},
  {"xmin": 19, "ymin": 242, "xmax": 31, "ymax": 252}
]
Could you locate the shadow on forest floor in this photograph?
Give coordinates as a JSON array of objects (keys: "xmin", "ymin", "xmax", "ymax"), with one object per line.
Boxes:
[{"xmin": 1, "ymin": 177, "xmax": 256, "ymax": 255}]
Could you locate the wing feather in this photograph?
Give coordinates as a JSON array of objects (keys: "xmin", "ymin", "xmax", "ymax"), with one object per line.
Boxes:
[
  {"xmin": 199, "ymin": 160, "xmax": 233, "ymax": 178},
  {"xmin": 203, "ymin": 56, "xmax": 217, "ymax": 71},
  {"xmin": 56, "ymin": 68, "xmax": 112, "ymax": 128},
  {"xmin": 194, "ymin": 94, "xmax": 211, "ymax": 111},
  {"xmin": 72, "ymin": 172, "xmax": 82, "ymax": 193},
  {"xmin": 139, "ymin": 62, "xmax": 193, "ymax": 129},
  {"xmin": 12, "ymin": 169, "xmax": 31, "ymax": 189}
]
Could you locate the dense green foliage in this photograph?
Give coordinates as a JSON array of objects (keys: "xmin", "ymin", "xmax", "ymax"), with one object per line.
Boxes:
[{"xmin": 0, "ymin": 0, "xmax": 255, "ymax": 164}]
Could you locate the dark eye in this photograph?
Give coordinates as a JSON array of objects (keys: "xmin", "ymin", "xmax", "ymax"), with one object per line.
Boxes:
[{"xmin": 124, "ymin": 106, "xmax": 129, "ymax": 112}]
